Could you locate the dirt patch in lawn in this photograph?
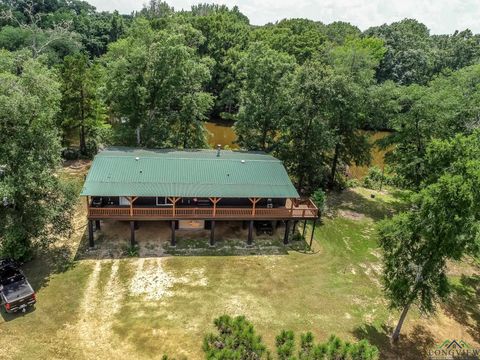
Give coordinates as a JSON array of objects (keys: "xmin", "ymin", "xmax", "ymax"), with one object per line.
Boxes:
[
  {"xmin": 338, "ymin": 209, "xmax": 366, "ymax": 220},
  {"xmin": 129, "ymin": 258, "xmax": 174, "ymax": 300}
]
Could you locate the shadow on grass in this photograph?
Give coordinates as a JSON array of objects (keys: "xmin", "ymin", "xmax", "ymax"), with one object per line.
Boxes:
[
  {"xmin": 353, "ymin": 323, "xmax": 435, "ymax": 360},
  {"xmin": 1, "ymin": 244, "xmax": 76, "ymax": 322},
  {"xmin": 442, "ymin": 274, "xmax": 480, "ymax": 343},
  {"xmin": 0, "ymin": 303, "xmax": 36, "ymax": 322},
  {"xmin": 23, "ymin": 244, "xmax": 77, "ymax": 291},
  {"xmin": 326, "ymin": 188, "xmax": 408, "ymax": 221},
  {"xmin": 162, "ymin": 236, "xmax": 293, "ymax": 257}
]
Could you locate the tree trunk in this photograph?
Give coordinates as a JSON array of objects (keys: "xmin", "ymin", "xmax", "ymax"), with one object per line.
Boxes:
[
  {"xmin": 136, "ymin": 127, "xmax": 141, "ymax": 146},
  {"xmin": 79, "ymin": 125, "xmax": 86, "ymax": 155},
  {"xmin": 391, "ymin": 303, "xmax": 410, "ymax": 343},
  {"xmin": 182, "ymin": 120, "xmax": 189, "ymax": 149},
  {"xmin": 79, "ymin": 88, "xmax": 86, "ymax": 155},
  {"xmin": 329, "ymin": 142, "xmax": 340, "ymax": 188},
  {"xmin": 261, "ymin": 117, "xmax": 269, "ymax": 152}
]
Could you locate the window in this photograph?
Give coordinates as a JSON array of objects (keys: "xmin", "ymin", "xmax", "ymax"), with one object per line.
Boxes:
[{"xmin": 156, "ymin": 197, "xmax": 171, "ymax": 206}]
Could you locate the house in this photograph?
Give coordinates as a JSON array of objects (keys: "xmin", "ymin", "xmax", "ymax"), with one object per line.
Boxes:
[{"xmin": 81, "ymin": 147, "xmax": 319, "ymax": 247}]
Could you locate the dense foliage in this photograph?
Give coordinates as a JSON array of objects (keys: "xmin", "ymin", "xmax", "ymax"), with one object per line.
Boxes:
[
  {"xmin": 379, "ymin": 131, "xmax": 480, "ymax": 341},
  {"xmin": 0, "ymin": 51, "xmax": 77, "ymax": 259},
  {"xmin": 102, "ymin": 19, "xmax": 214, "ymax": 148},
  {"xmin": 1, "ymin": 1, "xmax": 478, "ymax": 190},
  {"xmin": 203, "ymin": 315, "xmax": 379, "ymax": 359}
]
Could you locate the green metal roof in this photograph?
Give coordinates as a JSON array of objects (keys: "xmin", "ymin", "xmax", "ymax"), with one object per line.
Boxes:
[{"xmin": 80, "ymin": 147, "xmax": 299, "ymax": 198}]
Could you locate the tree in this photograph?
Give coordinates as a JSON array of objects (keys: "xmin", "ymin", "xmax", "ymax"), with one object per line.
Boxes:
[
  {"xmin": 432, "ymin": 30, "xmax": 480, "ymax": 74},
  {"xmin": 278, "ymin": 60, "xmax": 336, "ymax": 192},
  {"xmin": 0, "ymin": 0, "xmax": 82, "ymax": 62},
  {"xmin": 103, "ymin": 19, "xmax": 213, "ymax": 148},
  {"xmin": 381, "ymin": 64, "xmax": 480, "ymax": 189},
  {"xmin": 379, "ymin": 132, "xmax": 480, "ymax": 342},
  {"xmin": 365, "ymin": 19, "xmax": 434, "ymax": 85},
  {"xmin": 139, "ymin": 0, "xmax": 174, "ymax": 19},
  {"xmin": 188, "ymin": 6, "xmax": 251, "ymax": 120},
  {"xmin": 380, "ymin": 84, "xmax": 432, "ymax": 188},
  {"xmin": 251, "ymin": 19, "xmax": 327, "ymax": 64},
  {"xmin": 0, "ymin": 51, "xmax": 76, "ymax": 260},
  {"xmin": 102, "ymin": 19, "xmax": 152, "ymax": 145},
  {"xmin": 326, "ymin": 37, "xmax": 386, "ymax": 186},
  {"xmin": 203, "ymin": 315, "xmax": 379, "ymax": 359},
  {"xmin": 324, "ymin": 21, "xmax": 361, "ymax": 45},
  {"xmin": 59, "ymin": 52, "xmax": 109, "ymax": 156},
  {"xmin": 234, "ymin": 43, "xmax": 296, "ymax": 151}
]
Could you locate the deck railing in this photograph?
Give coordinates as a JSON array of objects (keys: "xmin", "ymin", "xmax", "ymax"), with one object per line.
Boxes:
[{"xmin": 87, "ymin": 200, "xmax": 318, "ymax": 220}]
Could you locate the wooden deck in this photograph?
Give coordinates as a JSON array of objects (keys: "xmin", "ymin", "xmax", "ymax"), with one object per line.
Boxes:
[{"xmin": 87, "ymin": 199, "xmax": 318, "ymax": 221}]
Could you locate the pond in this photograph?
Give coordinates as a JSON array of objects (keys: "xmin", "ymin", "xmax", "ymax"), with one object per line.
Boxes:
[{"xmin": 205, "ymin": 122, "xmax": 389, "ymax": 180}]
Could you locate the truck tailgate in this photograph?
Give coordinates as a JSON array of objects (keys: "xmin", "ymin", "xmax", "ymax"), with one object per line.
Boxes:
[{"xmin": 3, "ymin": 281, "xmax": 34, "ymax": 303}]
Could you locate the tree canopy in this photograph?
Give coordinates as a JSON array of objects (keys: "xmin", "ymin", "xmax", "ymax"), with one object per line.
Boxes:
[{"xmin": 0, "ymin": 51, "xmax": 76, "ymax": 259}]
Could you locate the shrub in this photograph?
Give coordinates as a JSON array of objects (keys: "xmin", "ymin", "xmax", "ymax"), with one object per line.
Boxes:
[
  {"xmin": 124, "ymin": 244, "xmax": 139, "ymax": 257},
  {"xmin": 287, "ymin": 333, "xmax": 379, "ymax": 360},
  {"xmin": 312, "ymin": 189, "xmax": 326, "ymax": 213},
  {"xmin": 203, "ymin": 315, "xmax": 269, "ymax": 359},
  {"xmin": 276, "ymin": 330, "xmax": 295, "ymax": 359},
  {"xmin": 362, "ymin": 166, "xmax": 388, "ymax": 190},
  {"xmin": 203, "ymin": 315, "xmax": 379, "ymax": 360},
  {"xmin": 291, "ymin": 232, "xmax": 305, "ymax": 242},
  {"xmin": 62, "ymin": 147, "xmax": 81, "ymax": 160},
  {"xmin": 345, "ymin": 178, "xmax": 360, "ymax": 188}
]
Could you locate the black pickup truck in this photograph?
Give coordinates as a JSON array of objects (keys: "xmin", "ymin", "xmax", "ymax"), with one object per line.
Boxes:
[{"xmin": 0, "ymin": 259, "xmax": 36, "ymax": 313}]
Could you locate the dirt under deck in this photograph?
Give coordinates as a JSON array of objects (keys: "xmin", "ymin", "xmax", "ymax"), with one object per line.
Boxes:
[{"xmin": 79, "ymin": 220, "xmax": 297, "ymax": 259}]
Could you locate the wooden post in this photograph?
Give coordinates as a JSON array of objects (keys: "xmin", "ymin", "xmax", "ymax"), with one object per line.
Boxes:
[
  {"xmin": 95, "ymin": 220, "xmax": 101, "ymax": 231},
  {"xmin": 170, "ymin": 220, "xmax": 176, "ymax": 247},
  {"xmin": 284, "ymin": 220, "xmax": 291, "ymax": 245},
  {"xmin": 88, "ymin": 220, "xmax": 94, "ymax": 247},
  {"xmin": 86, "ymin": 196, "xmax": 90, "ymax": 216},
  {"xmin": 210, "ymin": 220, "xmax": 215, "ymax": 247},
  {"xmin": 249, "ymin": 198, "xmax": 260, "ymax": 216},
  {"xmin": 168, "ymin": 197, "xmax": 179, "ymax": 217},
  {"xmin": 209, "ymin": 197, "xmax": 221, "ymax": 216},
  {"xmin": 247, "ymin": 220, "xmax": 254, "ymax": 246},
  {"xmin": 128, "ymin": 196, "xmax": 138, "ymax": 217},
  {"xmin": 130, "ymin": 221, "xmax": 135, "ymax": 247},
  {"xmin": 309, "ymin": 220, "xmax": 316, "ymax": 249},
  {"xmin": 302, "ymin": 220, "xmax": 307, "ymax": 238}
]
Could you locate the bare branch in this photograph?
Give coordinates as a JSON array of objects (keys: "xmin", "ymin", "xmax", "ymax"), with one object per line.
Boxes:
[{"xmin": 0, "ymin": 0, "xmax": 75, "ymax": 58}]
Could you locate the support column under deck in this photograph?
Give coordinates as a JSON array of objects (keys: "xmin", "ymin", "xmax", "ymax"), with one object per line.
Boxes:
[
  {"xmin": 170, "ymin": 220, "xmax": 176, "ymax": 247},
  {"xmin": 88, "ymin": 220, "xmax": 94, "ymax": 247},
  {"xmin": 210, "ymin": 220, "xmax": 215, "ymax": 247},
  {"xmin": 247, "ymin": 220, "xmax": 254, "ymax": 246},
  {"xmin": 130, "ymin": 221, "xmax": 136, "ymax": 247},
  {"xmin": 302, "ymin": 220, "xmax": 307, "ymax": 238},
  {"xmin": 95, "ymin": 220, "xmax": 101, "ymax": 231},
  {"xmin": 284, "ymin": 220, "xmax": 291, "ymax": 245},
  {"xmin": 309, "ymin": 220, "xmax": 317, "ymax": 248}
]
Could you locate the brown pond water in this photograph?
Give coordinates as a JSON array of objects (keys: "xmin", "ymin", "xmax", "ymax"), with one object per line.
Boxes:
[{"xmin": 205, "ymin": 122, "xmax": 389, "ymax": 179}]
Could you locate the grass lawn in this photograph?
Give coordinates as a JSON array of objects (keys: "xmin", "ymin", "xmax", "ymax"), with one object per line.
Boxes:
[{"xmin": 0, "ymin": 166, "xmax": 478, "ymax": 359}]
